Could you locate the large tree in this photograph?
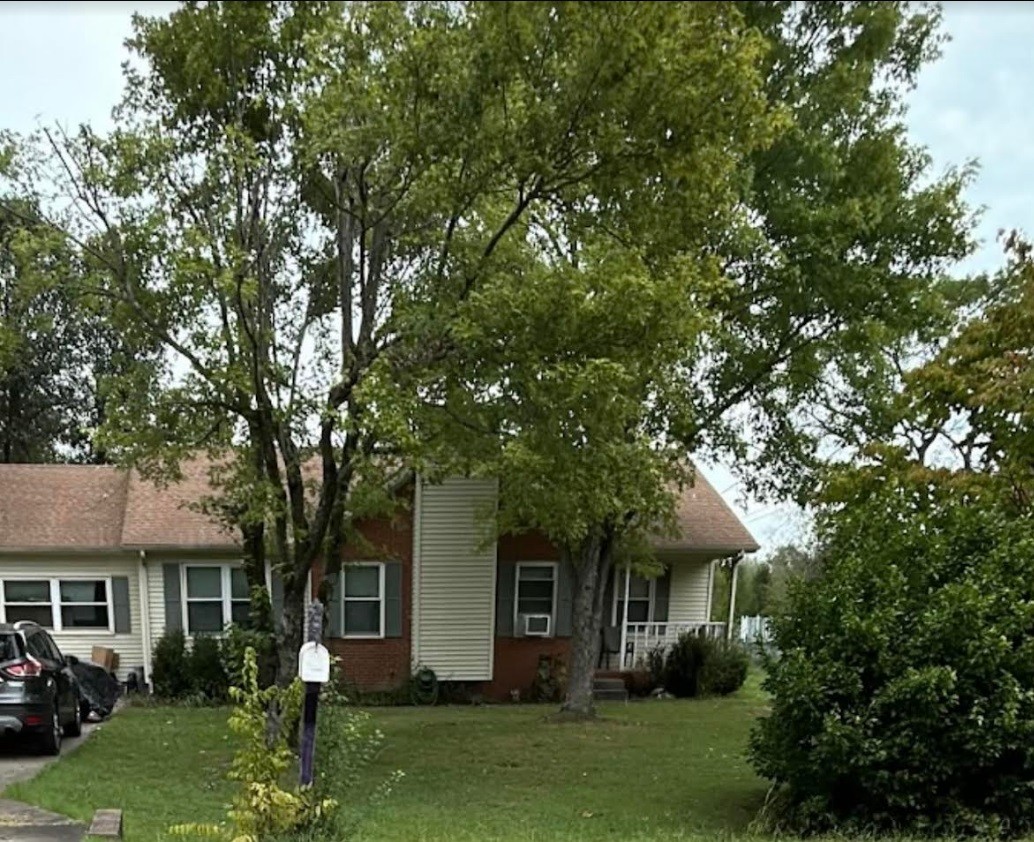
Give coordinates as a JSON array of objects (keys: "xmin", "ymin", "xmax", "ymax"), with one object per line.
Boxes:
[
  {"xmin": 0, "ymin": 141, "xmax": 127, "ymax": 464},
  {"xmin": 399, "ymin": 0, "xmax": 976, "ymax": 717},
  {"xmin": 10, "ymin": 1, "xmax": 777, "ymax": 686}
]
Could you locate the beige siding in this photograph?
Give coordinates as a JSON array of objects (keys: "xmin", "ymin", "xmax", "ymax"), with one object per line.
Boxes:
[
  {"xmin": 667, "ymin": 558, "xmax": 713, "ymax": 624},
  {"xmin": 413, "ymin": 478, "xmax": 497, "ymax": 680},
  {"xmin": 0, "ymin": 555, "xmax": 144, "ymax": 679},
  {"xmin": 145, "ymin": 558, "xmax": 166, "ymax": 645}
]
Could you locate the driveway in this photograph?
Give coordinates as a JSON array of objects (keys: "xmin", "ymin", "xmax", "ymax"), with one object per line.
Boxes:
[{"xmin": 0, "ymin": 722, "xmax": 99, "ymax": 841}]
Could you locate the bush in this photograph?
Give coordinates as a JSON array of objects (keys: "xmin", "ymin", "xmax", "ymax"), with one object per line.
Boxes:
[
  {"xmin": 190, "ymin": 635, "xmax": 229, "ymax": 702},
  {"xmin": 662, "ymin": 633, "xmax": 712, "ymax": 698},
  {"xmin": 750, "ymin": 484, "xmax": 1034, "ymax": 836},
  {"xmin": 152, "ymin": 629, "xmax": 192, "ymax": 699},
  {"xmin": 646, "ymin": 645, "xmax": 666, "ymax": 690},
  {"xmin": 623, "ymin": 669, "xmax": 655, "ymax": 698},
  {"xmin": 699, "ymin": 642, "xmax": 748, "ymax": 696}
]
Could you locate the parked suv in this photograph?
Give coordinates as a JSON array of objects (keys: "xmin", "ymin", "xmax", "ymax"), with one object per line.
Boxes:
[{"xmin": 0, "ymin": 622, "xmax": 82, "ymax": 754}]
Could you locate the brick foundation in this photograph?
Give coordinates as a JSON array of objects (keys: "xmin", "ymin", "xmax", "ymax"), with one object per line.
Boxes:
[{"xmin": 483, "ymin": 636, "xmax": 572, "ymax": 701}]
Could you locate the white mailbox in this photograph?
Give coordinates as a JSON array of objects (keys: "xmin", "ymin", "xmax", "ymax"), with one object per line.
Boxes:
[{"xmin": 298, "ymin": 641, "xmax": 331, "ymax": 684}]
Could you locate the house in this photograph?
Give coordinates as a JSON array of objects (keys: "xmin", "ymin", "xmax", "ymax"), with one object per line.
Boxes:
[{"xmin": 0, "ymin": 463, "xmax": 757, "ymax": 699}]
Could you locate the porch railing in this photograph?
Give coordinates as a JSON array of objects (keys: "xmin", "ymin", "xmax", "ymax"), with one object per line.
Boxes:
[{"xmin": 621, "ymin": 621, "xmax": 727, "ymax": 671}]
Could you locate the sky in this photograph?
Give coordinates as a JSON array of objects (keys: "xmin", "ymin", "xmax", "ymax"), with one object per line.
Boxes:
[{"xmin": 1, "ymin": 1, "xmax": 1032, "ymax": 554}]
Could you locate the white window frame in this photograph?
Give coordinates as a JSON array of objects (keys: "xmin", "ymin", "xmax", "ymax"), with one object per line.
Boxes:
[
  {"xmin": 341, "ymin": 563, "xmax": 386, "ymax": 640},
  {"xmin": 611, "ymin": 571, "xmax": 656, "ymax": 626},
  {"xmin": 514, "ymin": 562, "xmax": 559, "ymax": 638},
  {"xmin": 181, "ymin": 563, "xmax": 249, "ymax": 635},
  {"xmin": 0, "ymin": 576, "xmax": 115, "ymax": 634}
]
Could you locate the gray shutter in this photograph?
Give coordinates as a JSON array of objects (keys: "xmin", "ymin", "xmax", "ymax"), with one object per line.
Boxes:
[
  {"xmin": 326, "ymin": 571, "xmax": 343, "ymax": 638},
  {"xmin": 270, "ymin": 571, "xmax": 284, "ymax": 633},
  {"xmin": 496, "ymin": 561, "xmax": 516, "ymax": 636},
  {"xmin": 654, "ymin": 567, "xmax": 670, "ymax": 622},
  {"xmin": 384, "ymin": 562, "xmax": 402, "ymax": 638},
  {"xmin": 555, "ymin": 562, "xmax": 574, "ymax": 637},
  {"xmin": 162, "ymin": 564, "xmax": 182, "ymax": 632},
  {"xmin": 112, "ymin": 576, "xmax": 132, "ymax": 634}
]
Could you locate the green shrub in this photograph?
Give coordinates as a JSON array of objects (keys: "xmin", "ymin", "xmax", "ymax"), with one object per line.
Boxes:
[
  {"xmin": 663, "ymin": 632, "xmax": 712, "ymax": 698},
  {"xmin": 699, "ymin": 641, "xmax": 748, "ymax": 696},
  {"xmin": 152, "ymin": 629, "xmax": 192, "ymax": 699},
  {"xmin": 221, "ymin": 622, "xmax": 277, "ymax": 690},
  {"xmin": 750, "ymin": 483, "xmax": 1034, "ymax": 836},
  {"xmin": 190, "ymin": 635, "xmax": 229, "ymax": 701},
  {"xmin": 646, "ymin": 645, "xmax": 666, "ymax": 690}
]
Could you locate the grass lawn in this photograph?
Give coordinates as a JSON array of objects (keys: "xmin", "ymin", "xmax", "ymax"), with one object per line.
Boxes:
[{"xmin": 7, "ymin": 674, "xmax": 770, "ymax": 842}]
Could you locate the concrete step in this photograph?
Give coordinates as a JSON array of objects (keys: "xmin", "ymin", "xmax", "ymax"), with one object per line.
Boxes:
[{"xmin": 592, "ymin": 688, "xmax": 629, "ymax": 702}]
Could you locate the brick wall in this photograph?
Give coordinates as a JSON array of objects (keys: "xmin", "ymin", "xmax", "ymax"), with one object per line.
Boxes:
[
  {"xmin": 313, "ymin": 485, "xmax": 414, "ymax": 693},
  {"xmin": 486, "ymin": 529, "xmax": 569, "ymax": 700}
]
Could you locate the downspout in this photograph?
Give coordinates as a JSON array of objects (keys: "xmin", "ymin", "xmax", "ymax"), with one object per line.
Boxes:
[
  {"xmin": 618, "ymin": 565, "xmax": 631, "ymax": 670},
  {"xmin": 726, "ymin": 552, "xmax": 744, "ymax": 641},
  {"xmin": 138, "ymin": 549, "xmax": 154, "ymax": 689},
  {"xmin": 410, "ymin": 474, "xmax": 423, "ymax": 669}
]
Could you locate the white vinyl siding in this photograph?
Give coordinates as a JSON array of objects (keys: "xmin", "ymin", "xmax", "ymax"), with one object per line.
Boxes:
[
  {"xmin": 666, "ymin": 558, "xmax": 713, "ymax": 624},
  {"xmin": 413, "ymin": 477, "xmax": 497, "ymax": 680},
  {"xmin": 0, "ymin": 555, "xmax": 144, "ymax": 679}
]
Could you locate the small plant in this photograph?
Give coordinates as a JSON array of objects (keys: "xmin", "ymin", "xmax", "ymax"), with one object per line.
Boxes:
[
  {"xmin": 645, "ymin": 645, "xmax": 666, "ymax": 689},
  {"xmin": 152, "ymin": 629, "xmax": 192, "ymax": 699},
  {"xmin": 622, "ymin": 669, "xmax": 655, "ymax": 698},
  {"xmin": 190, "ymin": 635, "xmax": 229, "ymax": 702},
  {"xmin": 221, "ymin": 622, "xmax": 277, "ymax": 690},
  {"xmin": 170, "ymin": 647, "xmax": 331, "ymax": 842},
  {"xmin": 529, "ymin": 654, "xmax": 566, "ymax": 703},
  {"xmin": 699, "ymin": 641, "xmax": 748, "ymax": 696}
]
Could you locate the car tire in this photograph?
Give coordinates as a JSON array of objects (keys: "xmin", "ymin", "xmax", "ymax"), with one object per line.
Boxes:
[
  {"xmin": 64, "ymin": 695, "xmax": 82, "ymax": 738},
  {"xmin": 39, "ymin": 704, "xmax": 61, "ymax": 756}
]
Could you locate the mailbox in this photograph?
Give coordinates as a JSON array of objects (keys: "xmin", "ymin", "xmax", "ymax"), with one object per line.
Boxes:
[{"xmin": 298, "ymin": 641, "xmax": 331, "ymax": 684}]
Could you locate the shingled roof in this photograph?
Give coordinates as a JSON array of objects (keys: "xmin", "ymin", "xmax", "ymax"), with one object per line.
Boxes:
[
  {"xmin": 653, "ymin": 469, "xmax": 759, "ymax": 554},
  {"xmin": 0, "ymin": 461, "xmax": 757, "ymax": 554}
]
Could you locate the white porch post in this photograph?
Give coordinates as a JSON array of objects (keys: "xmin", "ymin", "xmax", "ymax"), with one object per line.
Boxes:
[
  {"xmin": 618, "ymin": 565, "xmax": 631, "ymax": 669},
  {"xmin": 726, "ymin": 553, "xmax": 742, "ymax": 641}
]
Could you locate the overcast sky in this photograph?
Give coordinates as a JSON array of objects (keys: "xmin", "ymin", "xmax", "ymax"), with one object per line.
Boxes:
[{"xmin": 2, "ymin": 1, "xmax": 1031, "ymax": 554}]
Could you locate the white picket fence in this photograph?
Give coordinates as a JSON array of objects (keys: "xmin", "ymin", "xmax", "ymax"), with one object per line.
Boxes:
[{"xmin": 738, "ymin": 614, "xmax": 772, "ymax": 646}]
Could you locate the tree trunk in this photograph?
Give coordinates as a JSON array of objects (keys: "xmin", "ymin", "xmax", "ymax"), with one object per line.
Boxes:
[
  {"xmin": 277, "ymin": 580, "xmax": 305, "ymax": 686},
  {"xmin": 559, "ymin": 528, "xmax": 615, "ymax": 719}
]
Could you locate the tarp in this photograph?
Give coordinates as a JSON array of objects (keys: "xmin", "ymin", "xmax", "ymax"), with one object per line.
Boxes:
[{"xmin": 71, "ymin": 660, "xmax": 121, "ymax": 717}]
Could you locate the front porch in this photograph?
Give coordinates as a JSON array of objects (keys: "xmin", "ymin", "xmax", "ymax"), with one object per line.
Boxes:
[{"xmin": 601, "ymin": 620, "xmax": 728, "ymax": 672}]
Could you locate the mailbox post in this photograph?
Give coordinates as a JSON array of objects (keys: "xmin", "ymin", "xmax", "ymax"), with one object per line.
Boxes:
[{"xmin": 298, "ymin": 600, "xmax": 330, "ymax": 787}]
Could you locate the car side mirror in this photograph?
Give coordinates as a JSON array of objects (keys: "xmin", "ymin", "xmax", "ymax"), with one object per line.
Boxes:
[{"xmin": 64, "ymin": 654, "xmax": 79, "ymax": 667}]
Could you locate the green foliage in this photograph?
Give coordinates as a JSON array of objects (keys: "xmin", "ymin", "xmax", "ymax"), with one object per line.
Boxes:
[
  {"xmin": 152, "ymin": 629, "xmax": 192, "ymax": 700},
  {"xmin": 698, "ymin": 643, "xmax": 748, "ymax": 697},
  {"xmin": 751, "ymin": 482, "xmax": 1034, "ymax": 836},
  {"xmin": 170, "ymin": 647, "xmax": 325, "ymax": 842},
  {"xmin": 663, "ymin": 634, "xmax": 712, "ymax": 699},
  {"xmin": 220, "ymin": 622, "xmax": 277, "ymax": 691},
  {"xmin": 661, "ymin": 635, "xmax": 747, "ymax": 699},
  {"xmin": 190, "ymin": 635, "xmax": 229, "ymax": 703}
]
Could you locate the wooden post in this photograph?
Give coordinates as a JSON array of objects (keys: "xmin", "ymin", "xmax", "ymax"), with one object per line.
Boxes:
[{"xmin": 298, "ymin": 599, "xmax": 323, "ymax": 787}]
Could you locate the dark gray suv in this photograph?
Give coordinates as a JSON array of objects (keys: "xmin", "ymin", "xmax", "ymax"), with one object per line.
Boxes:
[{"xmin": 0, "ymin": 622, "xmax": 82, "ymax": 754}]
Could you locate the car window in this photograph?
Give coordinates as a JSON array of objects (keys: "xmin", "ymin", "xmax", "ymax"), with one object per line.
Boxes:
[
  {"xmin": 24, "ymin": 631, "xmax": 52, "ymax": 663},
  {"xmin": 0, "ymin": 634, "xmax": 20, "ymax": 662},
  {"xmin": 40, "ymin": 632, "xmax": 63, "ymax": 662}
]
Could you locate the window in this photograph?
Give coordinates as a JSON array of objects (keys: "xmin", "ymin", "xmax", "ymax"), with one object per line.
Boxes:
[
  {"xmin": 515, "ymin": 563, "xmax": 557, "ymax": 633},
  {"xmin": 0, "ymin": 578, "xmax": 114, "ymax": 632},
  {"xmin": 614, "ymin": 574, "xmax": 653, "ymax": 625},
  {"xmin": 342, "ymin": 564, "xmax": 384, "ymax": 638},
  {"xmin": 183, "ymin": 565, "xmax": 250, "ymax": 634},
  {"xmin": 2, "ymin": 580, "xmax": 53, "ymax": 628},
  {"xmin": 60, "ymin": 580, "xmax": 109, "ymax": 629}
]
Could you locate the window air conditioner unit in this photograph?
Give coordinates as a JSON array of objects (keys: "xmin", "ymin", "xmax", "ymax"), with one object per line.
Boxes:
[{"xmin": 522, "ymin": 614, "xmax": 551, "ymax": 637}]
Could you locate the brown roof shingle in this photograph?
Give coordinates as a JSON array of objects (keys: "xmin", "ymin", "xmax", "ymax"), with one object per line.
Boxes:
[
  {"xmin": 652, "ymin": 468, "xmax": 759, "ymax": 554},
  {"xmin": 0, "ymin": 465, "xmax": 128, "ymax": 550},
  {"xmin": 0, "ymin": 460, "xmax": 757, "ymax": 554},
  {"xmin": 121, "ymin": 459, "xmax": 238, "ymax": 549}
]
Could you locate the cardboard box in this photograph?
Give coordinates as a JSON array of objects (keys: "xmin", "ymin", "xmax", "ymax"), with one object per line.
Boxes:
[{"xmin": 91, "ymin": 646, "xmax": 119, "ymax": 673}]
